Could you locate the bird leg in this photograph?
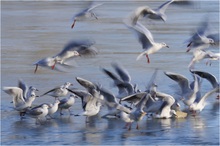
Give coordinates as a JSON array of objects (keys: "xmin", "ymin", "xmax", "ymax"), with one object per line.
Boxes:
[
  {"xmin": 128, "ymin": 122, "xmax": 132, "ymax": 131},
  {"xmin": 34, "ymin": 64, "xmax": 38, "ymax": 73},
  {"xmin": 136, "ymin": 123, "xmax": 139, "ymax": 130},
  {"xmin": 51, "ymin": 62, "xmax": 56, "ymax": 70},
  {"xmin": 123, "ymin": 123, "xmax": 129, "ymax": 129},
  {"xmin": 60, "ymin": 109, "xmax": 64, "ymax": 116},
  {"xmin": 86, "ymin": 116, "xmax": 89, "ymax": 123},
  {"xmin": 146, "ymin": 54, "xmax": 150, "ymax": 63},
  {"xmin": 68, "ymin": 108, "xmax": 73, "ymax": 115},
  {"xmin": 71, "ymin": 20, "xmax": 76, "ymax": 29}
]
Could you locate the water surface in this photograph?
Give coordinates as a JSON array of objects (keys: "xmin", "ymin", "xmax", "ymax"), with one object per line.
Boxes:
[{"xmin": 1, "ymin": 1, "xmax": 219, "ymax": 145}]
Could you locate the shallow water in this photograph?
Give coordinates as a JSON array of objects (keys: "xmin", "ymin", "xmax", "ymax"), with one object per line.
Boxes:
[{"xmin": 1, "ymin": 1, "xmax": 219, "ymax": 145}]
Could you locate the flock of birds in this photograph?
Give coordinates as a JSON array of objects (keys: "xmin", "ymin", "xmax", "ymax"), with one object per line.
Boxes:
[{"xmin": 2, "ymin": 0, "xmax": 220, "ymax": 131}]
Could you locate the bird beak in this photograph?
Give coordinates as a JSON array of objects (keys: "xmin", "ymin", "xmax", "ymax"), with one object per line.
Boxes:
[
  {"xmin": 166, "ymin": 45, "xmax": 169, "ymax": 48},
  {"xmin": 36, "ymin": 95, "xmax": 40, "ymax": 97}
]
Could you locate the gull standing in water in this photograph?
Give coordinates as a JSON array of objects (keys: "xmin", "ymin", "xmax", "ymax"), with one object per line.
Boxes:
[
  {"xmin": 34, "ymin": 39, "xmax": 98, "ymax": 73},
  {"xmin": 26, "ymin": 104, "xmax": 49, "ymax": 124},
  {"xmin": 41, "ymin": 82, "xmax": 73, "ymax": 100},
  {"xmin": 47, "ymin": 99, "xmax": 60, "ymax": 119},
  {"xmin": 3, "ymin": 85, "xmax": 39, "ymax": 118},
  {"xmin": 125, "ymin": 21, "xmax": 169, "ymax": 63},
  {"xmin": 127, "ymin": 0, "xmax": 175, "ymax": 25},
  {"xmin": 71, "ymin": 1, "xmax": 103, "ymax": 28},
  {"xmin": 58, "ymin": 94, "xmax": 77, "ymax": 115},
  {"xmin": 69, "ymin": 77, "xmax": 103, "ymax": 122}
]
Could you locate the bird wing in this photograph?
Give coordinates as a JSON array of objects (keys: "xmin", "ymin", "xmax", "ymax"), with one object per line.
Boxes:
[
  {"xmin": 111, "ymin": 62, "xmax": 131, "ymax": 83},
  {"xmin": 126, "ymin": 21, "xmax": 154, "ymax": 50},
  {"xmin": 87, "ymin": 2, "xmax": 103, "ymax": 12},
  {"xmin": 18, "ymin": 79, "xmax": 28, "ymax": 100},
  {"xmin": 197, "ymin": 87, "xmax": 219, "ymax": 107},
  {"xmin": 56, "ymin": 40, "xmax": 97, "ymax": 58},
  {"xmin": 120, "ymin": 92, "xmax": 147, "ymax": 104},
  {"xmin": 3, "ymin": 87, "xmax": 25, "ymax": 104},
  {"xmin": 129, "ymin": 6, "xmax": 155, "ymax": 25},
  {"xmin": 157, "ymin": 0, "xmax": 174, "ymax": 13},
  {"xmin": 97, "ymin": 87, "xmax": 118, "ymax": 104},
  {"xmin": 40, "ymin": 87, "xmax": 60, "ymax": 97},
  {"xmin": 135, "ymin": 93, "xmax": 150, "ymax": 112},
  {"xmin": 67, "ymin": 88, "xmax": 92, "ymax": 111},
  {"xmin": 190, "ymin": 70, "xmax": 219, "ymax": 88},
  {"xmin": 75, "ymin": 77, "xmax": 97, "ymax": 93},
  {"xmin": 145, "ymin": 68, "xmax": 158, "ymax": 91},
  {"xmin": 164, "ymin": 71, "xmax": 191, "ymax": 94}
]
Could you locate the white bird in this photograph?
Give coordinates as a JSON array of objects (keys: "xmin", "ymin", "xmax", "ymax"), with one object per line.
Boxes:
[
  {"xmin": 34, "ymin": 39, "xmax": 98, "ymax": 73},
  {"xmin": 153, "ymin": 91, "xmax": 177, "ymax": 119},
  {"xmin": 101, "ymin": 62, "xmax": 137, "ymax": 98},
  {"xmin": 47, "ymin": 99, "xmax": 60, "ymax": 119},
  {"xmin": 125, "ymin": 21, "xmax": 169, "ymax": 63},
  {"xmin": 71, "ymin": 1, "xmax": 103, "ymax": 28},
  {"xmin": 75, "ymin": 91, "xmax": 102, "ymax": 122},
  {"xmin": 189, "ymin": 87, "xmax": 219, "ymax": 113},
  {"xmin": 185, "ymin": 17, "xmax": 215, "ymax": 52},
  {"xmin": 41, "ymin": 82, "xmax": 73, "ymax": 100},
  {"xmin": 120, "ymin": 93, "xmax": 149, "ymax": 130},
  {"xmin": 26, "ymin": 103, "xmax": 49, "ymax": 124},
  {"xmin": 58, "ymin": 94, "xmax": 77, "ymax": 115},
  {"xmin": 128, "ymin": 0, "xmax": 174, "ymax": 25},
  {"xmin": 68, "ymin": 77, "xmax": 104, "ymax": 122},
  {"xmin": 120, "ymin": 68, "xmax": 159, "ymax": 107},
  {"xmin": 164, "ymin": 71, "xmax": 200, "ymax": 106},
  {"xmin": 3, "ymin": 86, "xmax": 38, "ymax": 118},
  {"xmin": 188, "ymin": 49, "xmax": 220, "ymax": 69},
  {"xmin": 96, "ymin": 86, "xmax": 132, "ymax": 119}
]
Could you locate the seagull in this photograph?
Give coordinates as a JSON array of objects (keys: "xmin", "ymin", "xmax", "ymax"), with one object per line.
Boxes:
[
  {"xmin": 68, "ymin": 77, "xmax": 103, "ymax": 122},
  {"xmin": 26, "ymin": 103, "xmax": 49, "ymax": 124},
  {"xmin": 125, "ymin": 21, "xmax": 169, "ymax": 63},
  {"xmin": 101, "ymin": 62, "xmax": 136, "ymax": 98},
  {"xmin": 74, "ymin": 91, "xmax": 102, "ymax": 122},
  {"xmin": 68, "ymin": 88, "xmax": 104, "ymax": 122},
  {"xmin": 41, "ymin": 82, "xmax": 73, "ymax": 100},
  {"xmin": 189, "ymin": 87, "xmax": 220, "ymax": 113},
  {"xmin": 188, "ymin": 49, "xmax": 220, "ymax": 69},
  {"xmin": 34, "ymin": 39, "xmax": 98, "ymax": 73},
  {"xmin": 47, "ymin": 99, "xmax": 60, "ymax": 119},
  {"xmin": 3, "ymin": 86, "xmax": 38, "ymax": 118},
  {"xmin": 96, "ymin": 86, "xmax": 132, "ymax": 119},
  {"xmin": 152, "ymin": 91, "xmax": 177, "ymax": 119},
  {"xmin": 120, "ymin": 93, "xmax": 149, "ymax": 130},
  {"xmin": 71, "ymin": 1, "xmax": 103, "ymax": 28},
  {"xmin": 128, "ymin": 0, "xmax": 174, "ymax": 25},
  {"xmin": 164, "ymin": 71, "xmax": 200, "ymax": 107},
  {"xmin": 17, "ymin": 79, "xmax": 39, "ymax": 102},
  {"xmin": 58, "ymin": 94, "xmax": 77, "ymax": 115},
  {"xmin": 185, "ymin": 17, "xmax": 215, "ymax": 52},
  {"xmin": 190, "ymin": 70, "xmax": 219, "ymax": 99}
]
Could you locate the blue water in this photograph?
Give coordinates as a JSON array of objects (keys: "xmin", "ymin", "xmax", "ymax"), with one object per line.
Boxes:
[{"xmin": 1, "ymin": 1, "xmax": 219, "ymax": 145}]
